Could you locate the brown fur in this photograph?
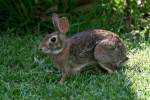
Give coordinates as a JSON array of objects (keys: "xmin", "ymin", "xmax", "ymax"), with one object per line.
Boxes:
[{"xmin": 39, "ymin": 14, "xmax": 128, "ymax": 84}]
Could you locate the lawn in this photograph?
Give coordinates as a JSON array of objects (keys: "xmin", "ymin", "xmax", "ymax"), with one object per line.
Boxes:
[
  {"xmin": 0, "ymin": 33, "xmax": 149, "ymax": 100},
  {"xmin": 0, "ymin": 0, "xmax": 150, "ymax": 99}
]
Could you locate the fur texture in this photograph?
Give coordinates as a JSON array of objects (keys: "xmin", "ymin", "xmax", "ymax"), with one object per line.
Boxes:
[{"xmin": 39, "ymin": 14, "xmax": 128, "ymax": 84}]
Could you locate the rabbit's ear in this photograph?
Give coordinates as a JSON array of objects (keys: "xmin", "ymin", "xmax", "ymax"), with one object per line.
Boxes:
[
  {"xmin": 52, "ymin": 13, "xmax": 60, "ymax": 30},
  {"xmin": 52, "ymin": 13, "xmax": 69, "ymax": 33},
  {"xmin": 58, "ymin": 17, "xmax": 69, "ymax": 33}
]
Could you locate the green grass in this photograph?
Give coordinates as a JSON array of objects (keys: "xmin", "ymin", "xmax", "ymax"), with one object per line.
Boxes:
[
  {"xmin": 0, "ymin": 0, "xmax": 150, "ymax": 99},
  {"xmin": 0, "ymin": 33, "xmax": 149, "ymax": 100}
]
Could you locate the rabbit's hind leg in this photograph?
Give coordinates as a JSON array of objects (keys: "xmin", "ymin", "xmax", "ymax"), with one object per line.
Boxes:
[{"xmin": 94, "ymin": 39, "xmax": 117, "ymax": 74}]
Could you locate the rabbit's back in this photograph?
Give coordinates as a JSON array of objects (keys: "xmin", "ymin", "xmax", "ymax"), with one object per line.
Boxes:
[
  {"xmin": 69, "ymin": 29, "xmax": 127, "ymax": 66},
  {"xmin": 70, "ymin": 30, "xmax": 98, "ymax": 62}
]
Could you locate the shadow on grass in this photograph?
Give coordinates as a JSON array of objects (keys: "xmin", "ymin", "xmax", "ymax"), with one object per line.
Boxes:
[{"xmin": 47, "ymin": 65, "xmax": 136, "ymax": 99}]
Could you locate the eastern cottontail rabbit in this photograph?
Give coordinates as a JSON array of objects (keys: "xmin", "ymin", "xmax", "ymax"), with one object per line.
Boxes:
[{"xmin": 39, "ymin": 13, "xmax": 128, "ymax": 84}]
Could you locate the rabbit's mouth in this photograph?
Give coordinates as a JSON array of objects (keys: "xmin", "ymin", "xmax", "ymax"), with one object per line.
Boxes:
[
  {"xmin": 41, "ymin": 47, "xmax": 64, "ymax": 55},
  {"xmin": 41, "ymin": 47, "xmax": 51, "ymax": 54}
]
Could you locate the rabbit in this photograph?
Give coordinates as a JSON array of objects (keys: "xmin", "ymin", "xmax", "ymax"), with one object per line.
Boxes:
[{"xmin": 39, "ymin": 13, "xmax": 128, "ymax": 84}]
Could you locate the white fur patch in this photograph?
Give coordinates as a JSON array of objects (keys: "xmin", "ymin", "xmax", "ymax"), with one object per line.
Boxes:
[
  {"xmin": 41, "ymin": 47, "xmax": 51, "ymax": 53},
  {"xmin": 50, "ymin": 48, "xmax": 64, "ymax": 55},
  {"xmin": 42, "ymin": 47, "xmax": 64, "ymax": 55}
]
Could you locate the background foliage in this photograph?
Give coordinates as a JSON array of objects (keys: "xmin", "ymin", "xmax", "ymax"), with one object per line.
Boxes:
[{"xmin": 0, "ymin": 0, "xmax": 150, "ymax": 37}]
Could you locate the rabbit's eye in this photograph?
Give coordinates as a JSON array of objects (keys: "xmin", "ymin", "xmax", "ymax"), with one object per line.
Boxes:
[
  {"xmin": 51, "ymin": 37, "xmax": 56, "ymax": 43},
  {"xmin": 49, "ymin": 35, "xmax": 57, "ymax": 43}
]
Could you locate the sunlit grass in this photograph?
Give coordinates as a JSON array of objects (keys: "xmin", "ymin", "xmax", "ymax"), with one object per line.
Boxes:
[{"xmin": 127, "ymin": 44, "xmax": 150, "ymax": 99}]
